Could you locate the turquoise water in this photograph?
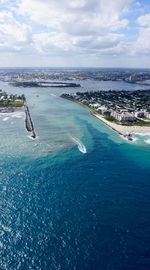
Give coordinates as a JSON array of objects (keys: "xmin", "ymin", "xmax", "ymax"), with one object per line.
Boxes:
[{"xmin": 0, "ymin": 80, "xmax": 150, "ymax": 270}]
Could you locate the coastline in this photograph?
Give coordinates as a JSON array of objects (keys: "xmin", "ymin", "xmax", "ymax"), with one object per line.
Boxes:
[
  {"xmin": 93, "ymin": 113, "xmax": 150, "ymax": 136},
  {"xmin": 0, "ymin": 106, "xmax": 24, "ymax": 113},
  {"xmin": 61, "ymin": 97, "xmax": 150, "ymax": 137}
]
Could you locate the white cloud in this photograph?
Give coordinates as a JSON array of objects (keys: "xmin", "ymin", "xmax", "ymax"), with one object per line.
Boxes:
[
  {"xmin": 132, "ymin": 13, "xmax": 150, "ymax": 54},
  {"xmin": 33, "ymin": 31, "xmax": 124, "ymax": 57},
  {"xmin": 18, "ymin": 0, "xmax": 132, "ymax": 35},
  {"xmin": 33, "ymin": 32, "xmax": 75, "ymax": 54},
  {"xmin": 136, "ymin": 27, "xmax": 150, "ymax": 53},
  {"xmin": 0, "ymin": 11, "xmax": 32, "ymax": 51},
  {"xmin": 1, "ymin": 0, "xmax": 150, "ymax": 67},
  {"xmin": 137, "ymin": 13, "xmax": 150, "ymax": 27},
  {"xmin": 16, "ymin": 0, "xmax": 134, "ymax": 55},
  {"xmin": 74, "ymin": 34, "xmax": 123, "ymax": 49}
]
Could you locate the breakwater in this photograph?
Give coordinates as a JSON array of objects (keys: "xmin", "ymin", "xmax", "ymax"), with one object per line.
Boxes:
[{"xmin": 24, "ymin": 104, "xmax": 36, "ymax": 139}]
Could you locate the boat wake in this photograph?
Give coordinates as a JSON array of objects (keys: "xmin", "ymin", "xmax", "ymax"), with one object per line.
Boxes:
[
  {"xmin": 2, "ymin": 117, "xmax": 10, "ymax": 121},
  {"xmin": 27, "ymin": 135, "xmax": 38, "ymax": 140},
  {"xmin": 70, "ymin": 136, "xmax": 87, "ymax": 154},
  {"xmin": 144, "ymin": 139, "xmax": 150, "ymax": 144}
]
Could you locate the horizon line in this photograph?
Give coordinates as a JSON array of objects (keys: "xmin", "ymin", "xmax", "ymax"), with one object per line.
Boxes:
[{"xmin": 0, "ymin": 66, "xmax": 150, "ymax": 69}]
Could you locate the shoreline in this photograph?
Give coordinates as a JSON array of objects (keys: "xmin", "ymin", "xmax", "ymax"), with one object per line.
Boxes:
[
  {"xmin": 0, "ymin": 106, "xmax": 24, "ymax": 113},
  {"xmin": 93, "ymin": 113, "xmax": 150, "ymax": 136},
  {"xmin": 62, "ymin": 97, "xmax": 150, "ymax": 137}
]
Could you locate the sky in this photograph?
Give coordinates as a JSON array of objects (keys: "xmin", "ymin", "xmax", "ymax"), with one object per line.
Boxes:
[{"xmin": 0, "ymin": 0, "xmax": 150, "ymax": 68}]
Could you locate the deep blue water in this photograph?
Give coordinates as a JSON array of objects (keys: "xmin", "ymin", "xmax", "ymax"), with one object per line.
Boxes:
[{"xmin": 1, "ymin": 119, "xmax": 150, "ymax": 270}]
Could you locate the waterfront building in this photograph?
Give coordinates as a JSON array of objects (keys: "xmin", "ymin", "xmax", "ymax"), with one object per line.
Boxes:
[{"xmin": 111, "ymin": 111, "xmax": 136, "ymax": 122}]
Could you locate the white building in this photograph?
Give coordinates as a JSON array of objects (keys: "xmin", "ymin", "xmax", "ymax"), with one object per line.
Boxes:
[
  {"xmin": 145, "ymin": 112, "xmax": 150, "ymax": 119},
  {"xmin": 111, "ymin": 111, "xmax": 136, "ymax": 122}
]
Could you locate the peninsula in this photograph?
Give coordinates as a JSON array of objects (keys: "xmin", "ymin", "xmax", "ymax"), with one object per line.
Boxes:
[
  {"xmin": 61, "ymin": 90, "xmax": 150, "ymax": 139},
  {"xmin": 10, "ymin": 81, "xmax": 80, "ymax": 88},
  {"xmin": 0, "ymin": 90, "xmax": 25, "ymax": 112},
  {"xmin": 0, "ymin": 89, "xmax": 36, "ymax": 138}
]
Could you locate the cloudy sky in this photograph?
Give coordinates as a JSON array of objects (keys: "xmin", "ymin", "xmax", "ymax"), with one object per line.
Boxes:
[{"xmin": 0, "ymin": 0, "xmax": 150, "ymax": 67}]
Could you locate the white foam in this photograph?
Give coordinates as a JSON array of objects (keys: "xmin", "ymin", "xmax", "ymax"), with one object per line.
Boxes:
[
  {"xmin": 2, "ymin": 117, "xmax": 9, "ymax": 121},
  {"xmin": 0, "ymin": 111, "xmax": 24, "ymax": 119},
  {"xmin": 27, "ymin": 135, "xmax": 38, "ymax": 140},
  {"xmin": 11, "ymin": 112, "xmax": 24, "ymax": 118},
  {"xmin": 133, "ymin": 133, "xmax": 150, "ymax": 136},
  {"xmin": 144, "ymin": 139, "xmax": 150, "ymax": 144},
  {"xmin": 132, "ymin": 137, "xmax": 138, "ymax": 142},
  {"xmin": 70, "ymin": 136, "xmax": 87, "ymax": 154}
]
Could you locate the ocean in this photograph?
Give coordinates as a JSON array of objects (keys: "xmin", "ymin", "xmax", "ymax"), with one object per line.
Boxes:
[{"xmin": 0, "ymin": 78, "xmax": 150, "ymax": 270}]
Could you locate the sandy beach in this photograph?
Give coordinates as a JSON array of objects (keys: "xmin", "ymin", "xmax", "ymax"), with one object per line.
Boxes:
[
  {"xmin": 93, "ymin": 113, "xmax": 150, "ymax": 135},
  {"xmin": 63, "ymin": 97, "xmax": 150, "ymax": 136}
]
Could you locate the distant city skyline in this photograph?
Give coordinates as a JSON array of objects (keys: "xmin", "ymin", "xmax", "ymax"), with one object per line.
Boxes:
[{"xmin": 0, "ymin": 0, "xmax": 150, "ymax": 67}]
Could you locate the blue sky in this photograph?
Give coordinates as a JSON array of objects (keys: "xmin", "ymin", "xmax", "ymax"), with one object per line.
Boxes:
[{"xmin": 0, "ymin": 0, "xmax": 150, "ymax": 67}]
